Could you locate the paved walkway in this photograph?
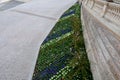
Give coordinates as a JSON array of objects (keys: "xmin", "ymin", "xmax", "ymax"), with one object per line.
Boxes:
[
  {"xmin": 0, "ymin": 0, "xmax": 77, "ymax": 80},
  {"xmin": 0, "ymin": 0, "xmax": 24, "ymax": 11}
]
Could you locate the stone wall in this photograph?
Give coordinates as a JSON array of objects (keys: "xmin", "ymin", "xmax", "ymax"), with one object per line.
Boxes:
[
  {"xmin": 79, "ymin": 0, "xmax": 120, "ymax": 80},
  {"xmin": 113, "ymin": 0, "xmax": 120, "ymax": 3}
]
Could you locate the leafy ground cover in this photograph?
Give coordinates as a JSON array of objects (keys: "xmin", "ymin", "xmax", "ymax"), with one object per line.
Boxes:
[
  {"xmin": 33, "ymin": 3, "xmax": 93, "ymax": 80},
  {"xmin": 43, "ymin": 3, "xmax": 79, "ymax": 44}
]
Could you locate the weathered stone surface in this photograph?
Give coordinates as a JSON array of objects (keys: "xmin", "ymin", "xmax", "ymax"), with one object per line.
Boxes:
[
  {"xmin": 81, "ymin": 0, "xmax": 120, "ymax": 80},
  {"xmin": 113, "ymin": 0, "xmax": 120, "ymax": 3}
]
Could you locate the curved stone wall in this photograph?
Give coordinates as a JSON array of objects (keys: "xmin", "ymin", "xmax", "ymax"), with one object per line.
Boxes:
[{"xmin": 80, "ymin": 0, "xmax": 120, "ymax": 80}]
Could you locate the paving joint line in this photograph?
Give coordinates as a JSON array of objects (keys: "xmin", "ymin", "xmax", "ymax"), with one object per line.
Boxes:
[{"xmin": 11, "ymin": 9, "xmax": 57, "ymax": 20}]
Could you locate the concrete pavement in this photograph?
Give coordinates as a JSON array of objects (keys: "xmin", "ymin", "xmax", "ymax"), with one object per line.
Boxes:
[
  {"xmin": 0, "ymin": 0, "xmax": 24, "ymax": 11},
  {"xmin": 0, "ymin": 0, "xmax": 77, "ymax": 80}
]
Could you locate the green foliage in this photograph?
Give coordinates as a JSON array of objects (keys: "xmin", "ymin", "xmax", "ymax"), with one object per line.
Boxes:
[
  {"xmin": 33, "ymin": 3, "xmax": 93, "ymax": 80},
  {"xmin": 34, "ymin": 33, "xmax": 73, "ymax": 76},
  {"xmin": 50, "ymin": 66, "xmax": 72, "ymax": 80},
  {"xmin": 63, "ymin": 4, "xmax": 93, "ymax": 80},
  {"xmin": 41, "ymin": 32, "xmax": 73, "ymax": 49},
  {"xmin": 49, "ymin": 16, "xmax": 73, "ymax": 36},
  {"xmin": 48, "ymin": 3, "xmax": 93, "ymax": 80}
]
